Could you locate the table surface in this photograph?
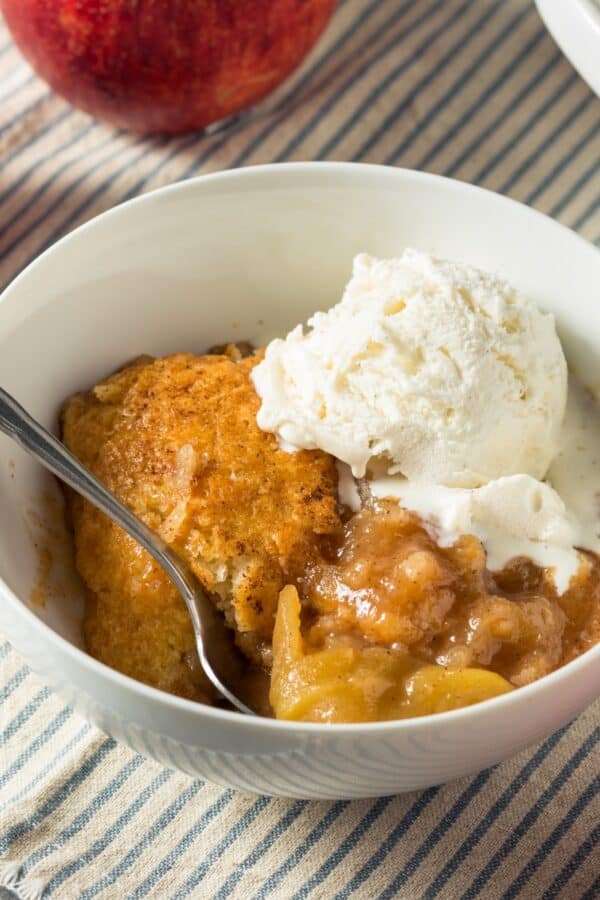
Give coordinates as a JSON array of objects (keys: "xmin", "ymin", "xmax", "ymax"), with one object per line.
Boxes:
[{"xmin": 1, "ymin": 2, "xmax": 599, "ymax": 899}]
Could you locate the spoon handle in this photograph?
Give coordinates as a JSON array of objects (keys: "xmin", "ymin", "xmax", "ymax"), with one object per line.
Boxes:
[
  {"xmin": 0, "ymin": 386, "xmax": 176, "ymax": 572},
  {"xmin": 0, "ymin": 386, "xmax": 254, "ymax": 715}
]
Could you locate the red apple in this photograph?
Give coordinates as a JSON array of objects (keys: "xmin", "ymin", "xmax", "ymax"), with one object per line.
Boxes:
[{"xmin": 1, "ymin": 0, "xmax": 338, "ymax": 134}]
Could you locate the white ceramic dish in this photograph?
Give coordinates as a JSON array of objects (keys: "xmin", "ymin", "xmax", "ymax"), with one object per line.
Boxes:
[
  {"xmin": 0, "ymin": 163, "xmax": 599, "ymax": 800},
  {"xmin": 536, "ymin": 0, "xmax": 600, "ymax": 97}
]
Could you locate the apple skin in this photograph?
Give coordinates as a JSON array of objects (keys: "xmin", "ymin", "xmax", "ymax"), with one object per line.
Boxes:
[{"xmin": 1, "ymin": 0, "xmax": 338, "ymax": 134}]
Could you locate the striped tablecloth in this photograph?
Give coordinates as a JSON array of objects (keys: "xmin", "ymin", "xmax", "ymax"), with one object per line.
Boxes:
[{"xmin": 1, "ymin": 1, "xmax": 599, "ymax": 897}]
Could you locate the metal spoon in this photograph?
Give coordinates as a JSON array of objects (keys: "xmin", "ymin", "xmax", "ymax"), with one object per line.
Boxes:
[{"xmin": 0, "ymin": 386, "xmax": 255, "ymax": 716}]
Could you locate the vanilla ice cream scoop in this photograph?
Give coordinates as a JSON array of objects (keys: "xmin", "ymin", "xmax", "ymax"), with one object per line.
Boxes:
[{"xmin": 252, "ymin": 250, "xmax": 567, "ymax": 485}]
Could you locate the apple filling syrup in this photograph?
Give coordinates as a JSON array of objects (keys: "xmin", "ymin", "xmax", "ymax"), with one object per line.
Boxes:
[{"xmin": 269, "ymin": 498, "xmax": 600, "ymax": 722}]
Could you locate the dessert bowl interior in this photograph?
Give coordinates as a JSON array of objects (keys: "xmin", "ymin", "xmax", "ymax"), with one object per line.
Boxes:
[{"xmin": 0, "ymin": 162, "xmax": 599, "ymax": 799}]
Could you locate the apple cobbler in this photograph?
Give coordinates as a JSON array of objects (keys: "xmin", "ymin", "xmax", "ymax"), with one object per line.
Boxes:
[{"xmin": 61, "ymin": 350, "xmax": 600, "ymax": 723}]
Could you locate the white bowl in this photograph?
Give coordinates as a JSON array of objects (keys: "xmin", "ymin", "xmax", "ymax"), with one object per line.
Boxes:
[
  {"xmin": 0, "ymin": 163, "xmax": 599, "ymax": 800},
  {"xmin": 536, "ymin": 0, "xmax": 600, "ymax": 97}
]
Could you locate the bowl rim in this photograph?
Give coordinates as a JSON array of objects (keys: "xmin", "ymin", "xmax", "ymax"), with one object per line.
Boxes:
[
  {"xmin": 1, "ymin": 160, "xmax": 599, "ymax": 735},
  {"xmin": 535, "ymin": 0, "xmax": 600, "ymax": 97}
]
